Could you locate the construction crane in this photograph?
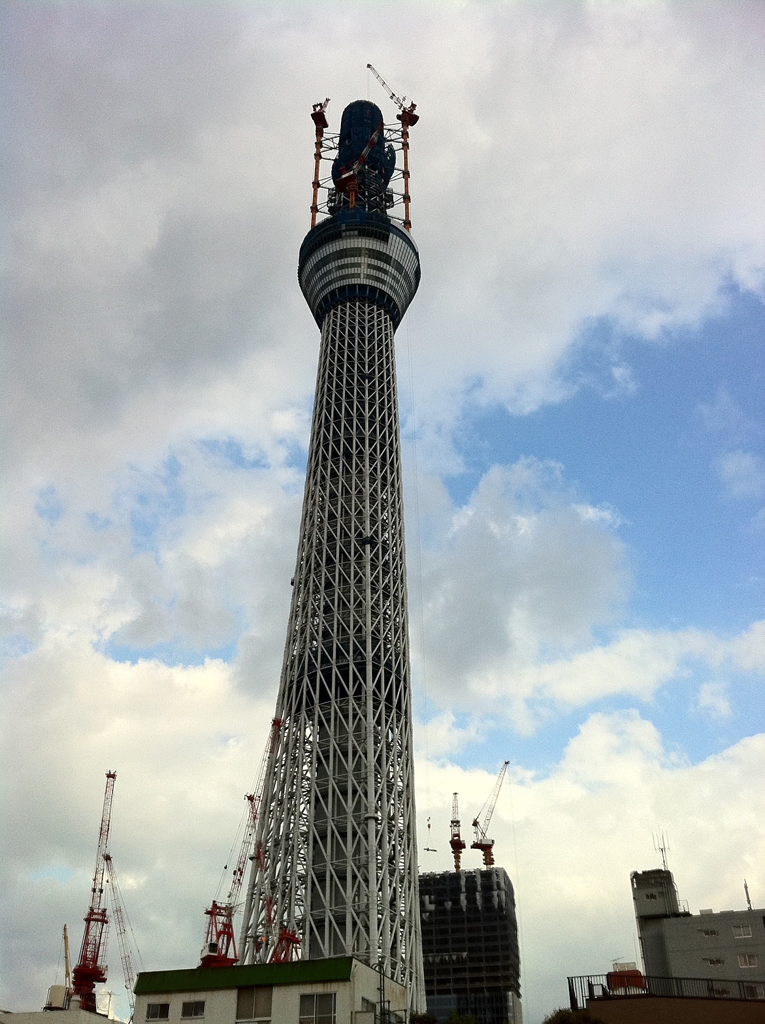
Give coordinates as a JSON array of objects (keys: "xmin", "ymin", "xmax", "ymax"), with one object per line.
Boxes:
[
  {"xmin": 366, "ymin": 64, "xmax": 418, "ymax": 230},
  {"xmin": 103, "ymin": 853, "xmax": 137, "ymax": 1021},
  {"xmin": 449, "ymin": 793, "xmax": 467, "ymax": 871},
  {"xmin": 64, "ymin": 924, "xmax": 72, "ymax": 999},
  {"xmin": 203, "ymin": 718, "xmax": 283, "ymax": 967},
  {"xmin": 334, "ymin": 117, "xmax": 385, "ymax": 210},
  {"xmin": 72, "ymin": 771, "xmax": 116, "ymax": 1013},
  {"xmin": 310, "ymin": 98, "xmax": 330, "ymax": 229},
  {"xmin": 199, "ymin": 792, "xmax": 258, "ymax": 967},
  {"xmin": 471, "ymin": 761, "xmax": 510, "ymax": 867}
]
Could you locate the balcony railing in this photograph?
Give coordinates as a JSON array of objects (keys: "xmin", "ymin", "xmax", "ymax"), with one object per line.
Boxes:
[{"xmin": 568, "ymin": 973, "xmax": 765, "ymax": 1011}]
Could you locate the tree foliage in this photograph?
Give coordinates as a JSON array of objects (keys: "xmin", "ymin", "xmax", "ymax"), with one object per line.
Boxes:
[{"xmin": 540, "ymin": 1010, "xmax": 607, "ymax": 1024}]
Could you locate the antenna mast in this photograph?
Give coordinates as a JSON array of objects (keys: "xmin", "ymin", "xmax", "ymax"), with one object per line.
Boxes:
[{"xmin": 653, "ymin": 831, "xmax": 670, "ymax": 872}]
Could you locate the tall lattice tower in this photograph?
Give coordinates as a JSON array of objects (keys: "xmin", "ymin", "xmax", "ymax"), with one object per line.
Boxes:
[{"xmin": 238, "ymin": 97, "xmax": 424, "ymax": 1008}]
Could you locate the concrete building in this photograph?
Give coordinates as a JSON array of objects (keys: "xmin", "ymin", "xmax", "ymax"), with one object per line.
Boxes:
[
  {"xmin": 0, "ymin": 1002, "xmax": 109, "ymax": 1024},
  {"xmin": 419, "ymin": 868, "xmax": 522, "ymax": 1024},
  {"xmin": 133, "ymin": 958, "xmax": 406, "ymax": 1024},
  {"xmin": 632, "ymin": 868, "xmax": 765, "ymax": 987}
]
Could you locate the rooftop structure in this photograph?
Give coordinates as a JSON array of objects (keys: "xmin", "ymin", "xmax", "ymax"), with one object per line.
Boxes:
[
  {"xmin": 133, "ymin": 958, "xmax": 406, "ymax": 1024},
  {"xmin": 236, "ymin": 93, "xmax": 424, "ymax": 1009},
  {"xmin": 632, "ymin": 869, "xmax": 765, "ymax": 984},
  {"xmin": 419, "ymin": 868, "xmax": 522, "ymax": 1024}
]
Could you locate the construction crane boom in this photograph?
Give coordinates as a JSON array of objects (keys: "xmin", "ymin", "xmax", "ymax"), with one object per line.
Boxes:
[
  {"xmin": 366, "ymin": 63, "xmax": 418, "ymax": 231},
  {"xmin": 471, "ymin": 761, "xmax": 510, "ymax": 867},
  {"xmin": 64, "ymin": 924, "xmax": 71, "ymax": 994},
  {"xmin": 103, "ymin": 853, "xmax": 136, "ymax": 1021},
  {"xmin": 449, "ymin": 793, "xmax": 466, "ymax": 871},
  {"xmin": 72, "ymin": 771, "xmax": 117, "ymax": 1013},
  {"xmin": 201, "ymin": 719, "xmax": 282, "ymax": 968},
  {"xmin": 366, "ymin": 64, "xmax": 418, "ymax": 121}
]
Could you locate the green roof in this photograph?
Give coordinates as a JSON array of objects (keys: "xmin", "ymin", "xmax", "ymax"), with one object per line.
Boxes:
[{"xmin": 134, "ymin": 958, "xmax": 357, "ymax": 995}]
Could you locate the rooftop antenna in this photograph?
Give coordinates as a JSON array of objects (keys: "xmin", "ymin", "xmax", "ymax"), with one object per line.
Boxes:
[
  {"xmin": 653, "ymin": 831, "xmax": 670, "ymax": 871},
  {"xmin": 744, "ymin": 879, "xmax": 753, "ymax": 911}
]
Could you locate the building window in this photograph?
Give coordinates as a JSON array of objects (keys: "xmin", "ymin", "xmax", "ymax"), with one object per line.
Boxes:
[
  {"xmin": 236, "ymin": 988, "xmax": 272, "ymax": 1022},
  {"xmin": 739, "ymin": 954, "xmax": 759, "ymax": 969},
  {"xmin": 299, "ymin": 993, "xmax": 336, "ymax": 1024},
  {"xmin": 733, "ymin": 924, "xmax": 753, "ymax": 939},
  {"xmin": 645, "ymin": 893, "xmax": 658, "ymax": 900},
  {"xmin": 698, "ymin": 928, "xmax": 718, "ymax": 937},
  {"xmin": 703, "ymin": 957, "xmax": 725, "ymax": 966},
  {"xmin": 181, "ymin": 1003, "xmax": 205, "ymax": 1019},
  {"xmin": 146, "ymin": 1005, "xmax": 170, "ymax": 1020}
]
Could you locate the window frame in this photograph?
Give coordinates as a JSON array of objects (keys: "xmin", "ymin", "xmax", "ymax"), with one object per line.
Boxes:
[
  {"xmin": 732, "ymin": 924, "xmax": 753, "ymax": 939},
  {"xmin": 180, "ymin": 1002, "xmax": 205, "ymax": 1019},
  {"xmin": 299, "ymin": 992, "xmax": 337, "ymax": 1024},
  {"xmin": 738, "ymin": 953, "xmax": 759, "ymax": 969},
  {"xmin": 235, "ymin": 987, "xmax": 272, "ymax": 1022},
  {"xmin": 146, "ymin": 1004, "xmax": 170, "ymax": 1021}
]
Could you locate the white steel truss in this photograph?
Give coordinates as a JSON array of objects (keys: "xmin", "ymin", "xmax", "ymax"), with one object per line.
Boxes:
[{"xmin": 239, "ymin": 295, "xmax": 425, "ymax": 1009}]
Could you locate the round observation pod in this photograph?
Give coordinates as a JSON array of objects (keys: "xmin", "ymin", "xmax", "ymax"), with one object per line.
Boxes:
[{"xmin": 298, "ymin": 216, "xmax": 420, "ymax": 330}]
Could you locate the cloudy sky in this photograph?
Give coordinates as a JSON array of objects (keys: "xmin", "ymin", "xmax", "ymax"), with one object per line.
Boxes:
[{"xmin": 2, "ymin": 2, "xmax": 764, "ymax": 1022}]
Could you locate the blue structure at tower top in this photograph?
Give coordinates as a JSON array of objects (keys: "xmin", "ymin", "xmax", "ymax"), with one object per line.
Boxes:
[{"xmin": 332, "ymin": 100, "xmax": 395, "ymax": 194}]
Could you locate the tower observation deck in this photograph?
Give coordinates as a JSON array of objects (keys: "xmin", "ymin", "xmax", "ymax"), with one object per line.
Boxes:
[{"xmin": 238, "ymin": 98, "xmax": 425, "ymax": 1009}]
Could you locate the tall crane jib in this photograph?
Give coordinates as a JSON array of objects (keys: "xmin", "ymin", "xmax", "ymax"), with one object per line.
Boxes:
[
  {"xmin": 366, "ymin": 64, "xmax": 418, "ymax": 231},
  {"xmin": 200, "ymin": 718, "xmax": 283, "ymax": 969},
  {"xmin": 449, "ymin": 792, "xmax": 466, "ymax": 872},
  {"xmin": 72, "ymin": 771, "xmax": 117, "ymax": 1013},
  {"xmin": 103, "ymin": 853, "xmax": 137, "ymax": 1021},
  {"xmin": 471, "ymin": 761, "xmax": 510, "ymax": 867}
]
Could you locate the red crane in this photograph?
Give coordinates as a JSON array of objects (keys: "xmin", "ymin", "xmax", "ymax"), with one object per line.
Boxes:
[
  {"xmin": 471, "ymin": 761, "xmax": 510, "ymax": 867},
  {"xmin": 199, "ymin": 793, "xmax": 258, "ymax": 967},
  {"xmin": 366, "ymin": 64, "xmax": 419, "ymax": 231},
  {"xmin": 449, "ymin": 793, "xmax": 466, "ymax": 871},
  {"xmin": 103, "ymin": 853, "xmax": 137, "ymax": 1021},
  {"xmin": 334, "ymin": 117, "xmax": 385, "ymax": 210},
  {"xmin": 200, "ymin": 718, "xmax": 282, "ymax": 968},
  {"xmin": 72, "ymin": 771, "xmax": 116, "ymax": 1013},
  {"xmin": 310, "ymin": 98, "xmax": 330, "ymax": 229}
]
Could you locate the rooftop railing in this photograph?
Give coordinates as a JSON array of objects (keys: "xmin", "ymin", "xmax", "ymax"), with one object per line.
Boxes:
[{"xmin": 568, "ymin": 973, "xmax": 765, "ymax": 1011}]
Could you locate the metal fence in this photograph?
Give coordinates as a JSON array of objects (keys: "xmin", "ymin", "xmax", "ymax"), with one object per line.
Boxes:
[{"xmin": 568, "ymin": 973, "xmax": 765, "ymax": 1010}]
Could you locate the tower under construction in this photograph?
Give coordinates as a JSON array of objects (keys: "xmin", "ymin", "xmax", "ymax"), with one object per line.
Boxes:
[
  {"xmin": 420, "ymin": 868, "xmax": 522, "ymax": 1024},
  {"xmin": 238, "ymin": 93, "xmax": 425, "ymax": 1009}
]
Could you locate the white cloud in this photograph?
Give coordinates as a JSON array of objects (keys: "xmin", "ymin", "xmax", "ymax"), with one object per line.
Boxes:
[
  {"xmin": 698, "ymin": 681, "xmax": 732, "ymax": 719},
  {"xmin": 716, "ymin": 450, "xmax": 765, "ymax": 501}
]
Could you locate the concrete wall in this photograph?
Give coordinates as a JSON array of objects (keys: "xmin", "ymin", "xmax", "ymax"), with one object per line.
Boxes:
[
  {"xmin": 133, "ymin": 961, "xmax": 405, "ymax": 1024},
  {"xmin": 660, "ymin": 910, "xmax": 765, "ymax": 984},
  {"xmin": 586, "ymin": 995, "xmax": 765, "ymax": 1024}
]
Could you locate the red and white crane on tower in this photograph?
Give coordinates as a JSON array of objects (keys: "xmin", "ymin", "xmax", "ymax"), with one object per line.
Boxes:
[
  {"xmin": 449, "ymin": 793, "xmax": 467, "ymax": 871},
  {"xmin": 72, "ymin": 771, "xmax": 116, "ymax": 1013},
  {"xmin": 199, "ymin": 717, "xmax": 288, "ymax": 968},
  {"xmin": 366, "ymin": 63, "xmax": 418, "ymax": 231},
  {"xmin": 471, "ymin": 761, "xmax": 510, "ymax": 867}
]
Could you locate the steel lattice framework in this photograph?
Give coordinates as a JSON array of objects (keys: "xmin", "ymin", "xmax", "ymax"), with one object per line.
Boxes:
[{"xmin": 238, "ymin": 100, "xmax": 425, "ymax": 1010}]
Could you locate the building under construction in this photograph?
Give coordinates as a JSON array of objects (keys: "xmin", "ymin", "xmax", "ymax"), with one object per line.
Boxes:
[{"xmin": 420, "ymin": 868, "xmax": 522, "ymax": 1024}]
